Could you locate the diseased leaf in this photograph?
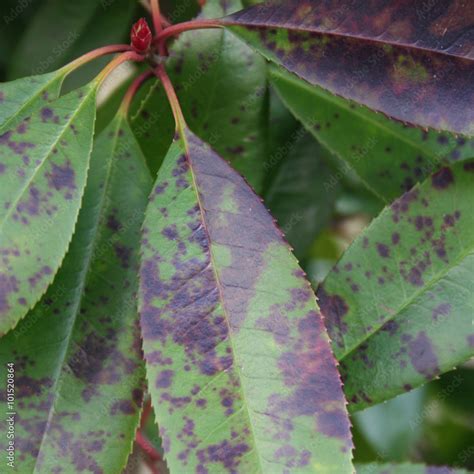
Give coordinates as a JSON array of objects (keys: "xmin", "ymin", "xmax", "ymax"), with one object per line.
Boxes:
[
  {"xmin": 0, "ymin": 114, "xmax": 151, "ymax": 472},
  {"xmin": 317, "ymin": 161, "xmax": 474, "ymax": 411},
  {"xmin": 132, "ymin": 0, "xmax": 269, "ymax": 190},
  {"xmin": 263, "ymin": 86, "xmax": 381, "ymax": 221},
  {"xmin": 269, "ymin": 66, "xmax": 474, "ymax": 202},
  {"xmin": 0, "ymin": 83, "xmax": 97, "ymax": 335},
  {"xmin": 223, "ymin": 0, "xmax": 474, "ymax": 135},
  {"xmin": 265, "ymin": 132, "xmax": 340, "ymax": 258},
  {"xmin": 0, "ymin": 69, "xmax": 66, "ymax": 133},
  {"xmin": 356, "ymin": 463, "xmax": 468, "ymax": 474},
  {"xmin": 139, "ymin": 128, "xmax": 353, "ymax": 472}
]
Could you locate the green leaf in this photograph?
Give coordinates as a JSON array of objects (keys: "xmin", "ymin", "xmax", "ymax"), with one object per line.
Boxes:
[
  {"xmin": 353, "ymin": 388, "xmax": 426, "ymax": 461},
  {"xmin": 223, "ymin": 0, "xmax": 474, "ymax": 135},
  {"xmin": 420, "ymin": 369, "xmax": 474, "ymax": 467},
  {"xmin": 265, "ymin": 132, "xmax": 340, "ymax": 258},
  {"xmin": 132, "ymin": 0, "xmax": 269, "ymax": 191},
  {"xmin": 160, "ymin": 0, "xmax": 200, "ymax": 23},
  {"xmin": 139, "ymin": 128, "xmax": 353, "ymax": 473},
  {"xmin": 335, "ymin": 186, "xmax": 384, "ymax": 218},
  {"xmin": 264, "ymin": 86, "xmax": 300, "ymax": 188},
  {"xmin": 130, "ymin": 77, "xmax": 174, "ymax": 176},
  {"xmin": 0, "ymin": 114, "xmax": 151, "ymax": 472},
  {"xmin": 356, "ymin": 463, "xmax": 468, "ymax": 474},
  {"xmin": 9, "ymin": 0, "xmax": 136, "ymax": 88},
  {"xmin": 0, "ymin": 0, "xmax": 45, "ymax": 76},
  {"xmin": 0, "ymin": 82, "xmax": 97, "ymax": 335},
  {"xmin": 0, "ymin": 69, "xmax": 66, "ymax": 133},
  {"xmin": 317, "ymin": 161, "xmax": 474, "ymax": 410},
  {"xmin": 269, "ymin": 66, "xmax": 474, "ymax": 202}
]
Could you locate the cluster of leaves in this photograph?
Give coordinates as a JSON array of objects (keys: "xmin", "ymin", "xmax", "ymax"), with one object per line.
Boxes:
[{"xmin": 0, "ymin": 0, "xmax": 473, "ymax": 473}]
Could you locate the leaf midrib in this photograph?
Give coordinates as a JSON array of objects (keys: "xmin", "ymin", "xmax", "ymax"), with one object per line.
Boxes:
[
  {"xmin": 32, "ymin": 118, "xmax": 120, "ymax": 474},
  {"xmin": 0, "ymin": 71, "xmax": 66, "ymax": 134},
  {"xmin": 183, "ymin": 135, "xmax": 265, "ymax": 473},
  {"xmin": 0, "ymin": 86, "xmax": 95, "ymax": 235},
  {"xmin": 226, "ymin": 19, "xmax": 472, "ymax": 62}
]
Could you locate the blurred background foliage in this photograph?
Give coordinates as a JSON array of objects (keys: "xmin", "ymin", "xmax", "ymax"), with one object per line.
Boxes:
[{"xmin": 0, "ymin": 0, "xmax": 472, "ymax": 472}]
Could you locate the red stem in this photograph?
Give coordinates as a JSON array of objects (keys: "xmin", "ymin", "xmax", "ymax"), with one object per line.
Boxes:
[
  {"xmin": 140, "ymin": 0, "xmax": 171, "ymax": 27},
  {"xmin": 119, "ymin": 70, "xmax": 154, "ymax": 115},
  {"xmin": 156, "ymin": 19, "xmax": 222, "ymax": 43},
  {"xmin": 154, "ymin": 64, "xmax": 187, "ymax": 134},
  {"xmin": 136, "ymin": 431, "xmax": 161, "ymax": 462},
  {"xmin": 63, "ymin": 44, "xmax": 133, "ymax": 75},
  {"xmin": 140, "ymin": 398, "xmax": 153, "ymax": 428},
  {"xmin": 94, "ymin": 51, "xmax": 145, "ymax": 86},
  {"xmin": 150, "ymin": 0, "xmax": 163, "ymax": 35}
]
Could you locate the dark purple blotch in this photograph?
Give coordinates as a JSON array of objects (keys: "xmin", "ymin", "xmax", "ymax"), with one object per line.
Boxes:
[
  {"xmin": 46, "ymin": 161, "xmax": 76, "ymax": 193},
  {"xmin": 431, "ymin": 167, "xmax": 454, "ymax": 190},
  {"xmin": 407, "ymin": 331, "xmax": 439, "ymax": 379}
]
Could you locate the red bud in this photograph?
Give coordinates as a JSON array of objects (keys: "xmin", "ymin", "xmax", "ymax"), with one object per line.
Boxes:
[{"xmin": 131, "ymin": 18, "xmax": 152, "ymax": 54}]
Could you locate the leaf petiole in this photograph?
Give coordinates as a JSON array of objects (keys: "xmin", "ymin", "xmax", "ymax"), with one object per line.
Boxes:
[
  {"xmin": 119, "ymin": 70, "xmax": 154, "ymax": 116},
  {"xmin": 150, "ymin": 0, "xmax": 163, "ymax": 35},
  {"xmin": 154, "ymin": 64, "xmax": 187, "ymax": 135},
  {"xmin": 156, "ymin": 19, "xmax": 223, "ymax": 45},
  {"xmin": 94, "ymin": 51, "xmax": 146, "ymax": 88},
  {"xmin": 61, "ymin": 44, "xmax": 133, "ymax": 77}
]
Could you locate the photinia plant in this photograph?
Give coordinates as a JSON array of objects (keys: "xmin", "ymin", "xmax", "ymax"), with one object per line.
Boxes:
[{"xmin": 0, "ymin": 0, "xmax": 473, "ymax": 473}]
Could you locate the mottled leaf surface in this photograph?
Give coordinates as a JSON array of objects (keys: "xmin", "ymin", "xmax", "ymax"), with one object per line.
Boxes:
[
  {"xmin": 356, "ymin": 463, "xmax": 468, "ymax": 474},
  {"xmin": 0, "ymin": 70, "xmax": 66, "ymax": 133},
  {"xmin": 0, "ymin": 84, "xmax": 97, "ymax": 335},
  {"xmin": 265, "ymin": 132, "xmax": 340, "ymax": 258},
  {"xmin": 270, "ymin": 67, "xmax": 474, "ymax": 202},
  {"xmin": 224, "ymin": 0, "xmax": 474, "ymax": 135},
  {"xmin": 317, "ymin": 161, "xmax": 474, "ymax": 411},
  {"xmin": 132, "ymin": 0, "xmax": 268, "ymax": 190},
  {"xmin": 0, "ymin": 114, "xmax": 151, "ymax": 472},
  {"xmin": 139, "ymin": 128, "xmax": 353, "ymax": 473}
]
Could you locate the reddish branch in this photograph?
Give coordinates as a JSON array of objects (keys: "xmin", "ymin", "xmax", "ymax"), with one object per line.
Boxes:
[
  {"xmin": 95, "ymin": 51, "xmax": 145, "ymax": 85},
  {"xmin": 64, "ymin": 44, "xmax": 133, "ymax": 74},
  {"xmin": 150, "ymin": 0, "xmax": 163, "ymax": 35},
  {"xmin": 154, "ymin": 64, "xmax": 187, "ymax": 133},
  {"xmin": 156, "ymin": 19, "xmax": 222, "ymax": 44},
  {"xmin": 120, "ymin": 70, "xmax": 154, "ymax": 115},
  {"xmin": 140, "ymin": 398, "xmax": 153, "ymax": 428},
  {"xmin": 136, "ymin": 431, "xmax": 161, "ymax": 462},
  {"xmin": 136, "ymin": 399, "xmax": 162, "ymax": 473}
]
